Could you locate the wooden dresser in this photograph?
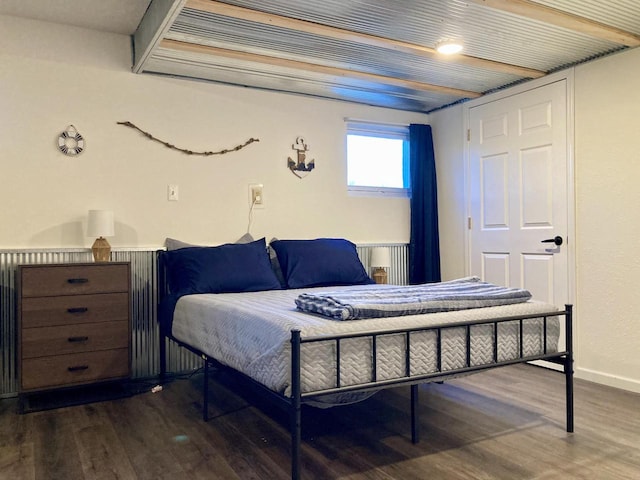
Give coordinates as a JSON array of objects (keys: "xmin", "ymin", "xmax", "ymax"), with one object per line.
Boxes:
[{"xmin": 17, "ymin": 262, "xmax": 131, "ymax": 402}]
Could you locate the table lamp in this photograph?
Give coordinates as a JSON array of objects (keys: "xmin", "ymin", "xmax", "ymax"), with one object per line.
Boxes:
[
  {"xmin": 87, "ymin": 210, "xmax": 114, "ymax": 262},
  {"xmin": 370, "ymin": 247, "xmax": 390, "ymax": 284}
]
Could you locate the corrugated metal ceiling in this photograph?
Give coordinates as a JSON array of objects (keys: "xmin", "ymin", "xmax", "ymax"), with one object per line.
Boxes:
[{"xmin": 133, "ymin": 0, "xmax": 640, "ymax": 112}]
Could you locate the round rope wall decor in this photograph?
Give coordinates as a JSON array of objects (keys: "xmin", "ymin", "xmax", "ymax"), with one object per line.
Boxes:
[{"xmin": 57, "ymin": 125, "xmax": 85, "ymax": 156}]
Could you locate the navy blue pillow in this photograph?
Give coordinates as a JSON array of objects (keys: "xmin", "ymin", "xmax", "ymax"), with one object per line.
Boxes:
[
  {"xmin": 270, "ymin": 238, "xmax": 374, "ymax": 288},
  {"xmin": 166, "ymin": 237, "xmax": 281, "ymax": 295}
]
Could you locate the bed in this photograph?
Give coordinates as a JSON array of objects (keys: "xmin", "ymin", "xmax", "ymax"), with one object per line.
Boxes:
[{"xmin": 157, "ymin": 237, "xmax": 574, "ymax": 480}]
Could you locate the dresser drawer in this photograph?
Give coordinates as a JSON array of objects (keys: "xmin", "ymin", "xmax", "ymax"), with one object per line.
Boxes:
[
  {"xmin": 21, "ymin": 348, "xmax": 129, "ymax": 391},
  {"xmin": 22, "ymin": 321, "xmax": 129, "ymax": 359},
  {"xmin": 20, "ymin": 292, "xmax": 129, "ymax": 328},
  {"xmin": 20, "ymin": 263, "xmax": 129, "ymax": 297}
]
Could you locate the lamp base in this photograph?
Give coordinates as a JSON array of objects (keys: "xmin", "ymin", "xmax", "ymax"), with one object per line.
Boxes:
[
  {"xmin": 92, "ymin": 237, "xmax": 111, "ymax": 262},
  {"xmin": 372, "ymin": 267, "xmax": 388, "ymax": 284}
]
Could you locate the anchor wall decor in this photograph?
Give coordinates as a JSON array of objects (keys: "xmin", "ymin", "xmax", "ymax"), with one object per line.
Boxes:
[{"xmin": 287, "ymin": 137, "xmax": 315, "ymax": 179}]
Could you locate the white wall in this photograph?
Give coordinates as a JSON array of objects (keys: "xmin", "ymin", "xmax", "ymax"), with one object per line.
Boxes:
[
  {"xmin": 0, "ymin": 15, "xmax": 427, "ymax": 249},
  {"xmin": 431, "ymin": 49, "xmax": 640, "ymax": 393},
  {"xmin": 431, "ymin": 105, "xmax": 466, "ymax": 281},
  {"xmin": 573, "ymin": 47, "xmax": 640, "ymax": 392}
]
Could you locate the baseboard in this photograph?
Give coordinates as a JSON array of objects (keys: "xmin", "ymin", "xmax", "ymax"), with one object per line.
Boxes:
[
  {"xmin": 526, "ymin": 362, "xmax": 640, "ymax": 394},
  {"xmin": 575, "ymin": 367, "xmax": 640, "ymax": 394}
]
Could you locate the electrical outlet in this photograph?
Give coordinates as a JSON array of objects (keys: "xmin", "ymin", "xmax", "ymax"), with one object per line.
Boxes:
[
  {"xmin": 249, "ymin": 184, "xmax": 264, "ymax": 208},
  {"xmin": 168, "ymin": 184, "xmax": 179, "ymax": 201}
]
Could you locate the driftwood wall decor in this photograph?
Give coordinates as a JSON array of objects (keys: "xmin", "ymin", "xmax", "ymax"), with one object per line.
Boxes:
[{"xmin": 117, "ymin": 121, "xmax": 259, "ymax": 156}]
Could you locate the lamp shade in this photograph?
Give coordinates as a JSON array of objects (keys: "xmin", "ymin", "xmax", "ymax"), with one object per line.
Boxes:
[
  {"xmin": 87, "ymin": 210, "xmax": 114, "ymax": 238},
  {"xmin": 370, "ymin": 247, "xmax": 391, "ymax": 268}
]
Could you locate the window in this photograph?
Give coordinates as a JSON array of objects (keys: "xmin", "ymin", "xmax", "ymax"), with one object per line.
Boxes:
[{"xmin": 346, "ymin": 121, "xmax": 410, "ymax": 197}]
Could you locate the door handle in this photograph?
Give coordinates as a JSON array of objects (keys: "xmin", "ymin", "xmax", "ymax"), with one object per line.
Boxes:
[{"xmin": 541, "ymin": 236, "xmax": 563, "ymax": 246}]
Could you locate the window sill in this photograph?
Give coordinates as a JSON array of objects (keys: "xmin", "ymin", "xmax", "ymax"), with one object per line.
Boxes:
[{"xmin": 348, "ymin": 186, "xmax": 410, "ymax": 198}]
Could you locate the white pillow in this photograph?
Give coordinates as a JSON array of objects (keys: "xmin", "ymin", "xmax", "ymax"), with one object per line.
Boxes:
[{"xmin": 165, "ymin": 233, "xmax": 254, "ymax": 250}]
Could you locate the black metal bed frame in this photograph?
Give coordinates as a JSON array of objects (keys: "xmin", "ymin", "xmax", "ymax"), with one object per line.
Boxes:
[{"xmin": 157, "ymin": 252, "xmax": 574, "ymax": 480}]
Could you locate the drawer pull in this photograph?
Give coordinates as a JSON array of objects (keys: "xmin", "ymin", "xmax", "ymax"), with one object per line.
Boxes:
[
  {"xmin": 67, "ymin": 307, "xmax": 88, "ymax": 314},
  {"xmin": 67, "ymin": 336, "xmax": 89, "ymax": 343},
  {"xmin": 67, "ymin": 365, "xmax": 89, "ymax": 372},
  {"xmin": 67, "ymin": 278, "xmax": 89, "ymax": 284}
]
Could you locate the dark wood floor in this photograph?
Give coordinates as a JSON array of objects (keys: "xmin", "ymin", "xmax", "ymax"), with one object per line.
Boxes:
[{"xmin": 1, "ymin": 364, "xmax": 639, "ymax": 479}]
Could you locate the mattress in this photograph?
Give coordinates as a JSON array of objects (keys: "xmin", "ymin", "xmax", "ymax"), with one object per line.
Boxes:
[{"xmin": 171, "ymin": 284, "xmax": 560, "ymax": 403}]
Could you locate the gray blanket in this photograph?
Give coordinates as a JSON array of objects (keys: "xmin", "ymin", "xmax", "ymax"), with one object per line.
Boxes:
[{"xmin": 295, "ymin": 277, "xmax": 532, "ymax": 320}]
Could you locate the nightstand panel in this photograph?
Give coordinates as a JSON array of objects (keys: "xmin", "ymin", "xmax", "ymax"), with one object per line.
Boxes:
[
  {"xmin": 20, "ymin": 264, "xmax": 129, "ymax": 297},
  {"xmin": 21, "ymin": 348, "xmax": 130, "ymax": 391},
  {"xmin": 21, "ymin": 292, "xmax": 129, "ymax": 328},
  {"xmin": 21, "ymin": 321, "xmax": 129, "ymax": 359}
]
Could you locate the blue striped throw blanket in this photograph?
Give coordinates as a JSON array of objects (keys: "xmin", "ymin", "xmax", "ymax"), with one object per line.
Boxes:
[{"xmin": 295, "ymin": 277, "xmax": 532, "ymax": 321}]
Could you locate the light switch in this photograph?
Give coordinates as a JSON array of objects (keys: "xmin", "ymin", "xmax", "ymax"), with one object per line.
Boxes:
[{"xmin": 168, "ymin": 184, "xmax": 179, "ymax": 201}]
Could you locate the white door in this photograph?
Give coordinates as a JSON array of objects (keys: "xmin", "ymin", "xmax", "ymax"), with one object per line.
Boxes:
[{"xmin": 468, "ymin": 79, "xmax": 570, "ymax": 307}]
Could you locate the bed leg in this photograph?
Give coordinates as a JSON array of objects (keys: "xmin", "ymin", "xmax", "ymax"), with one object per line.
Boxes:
[
  {"xmin": 564, "ymin": 304, "xmax": 574, "ymax": 433},
  {"xmin": 203, "ymin": 355, "xmax": 209, "ymax": 422},
  {"xmin": 291, "ymin": 330, "xmax": 302, "ymax": 480},
  {"xmin": 411, "ymin": 384, "xmax": 420, "ymax": 444},
  {"xmin": 291, "ymin": 401, "xmax": 301, "ymax": 480}
]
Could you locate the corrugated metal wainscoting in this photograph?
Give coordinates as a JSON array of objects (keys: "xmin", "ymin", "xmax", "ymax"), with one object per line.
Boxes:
[{"xmin": 0, "ymin": 244, "xmax": 408, "ymax": 397}]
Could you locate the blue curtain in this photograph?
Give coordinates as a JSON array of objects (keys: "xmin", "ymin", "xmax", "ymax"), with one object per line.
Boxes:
[{"xmin": 409, "ymin": 124, "xmax": 441, "ymax": 284}]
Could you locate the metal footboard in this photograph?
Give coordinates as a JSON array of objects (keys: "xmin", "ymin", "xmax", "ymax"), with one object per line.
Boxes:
[{"xmin": 288, "ymin": 305, "xmax": 574, "ymax": 479}]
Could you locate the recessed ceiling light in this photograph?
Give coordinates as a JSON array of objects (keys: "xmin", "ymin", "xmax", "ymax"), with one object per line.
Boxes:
[{"xmin": 435, "ymin": 39, "xmax": 463, "ymax": 55}]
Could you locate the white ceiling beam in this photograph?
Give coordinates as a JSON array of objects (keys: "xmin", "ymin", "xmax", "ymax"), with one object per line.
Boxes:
[
  {"xmin": 133, "ymin": 0, "xmax": 188, "ymax": 73},
  {"xmin": 160, "ymin": 39, "xmax": 484, "ymax": 99},
  {"xmin": 470, "ymin": 0, "xmax": 640, "ymax": 47},
  {"xmin": 186, "ymin": 0, "xmax": 546, "ymax": 79}
]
